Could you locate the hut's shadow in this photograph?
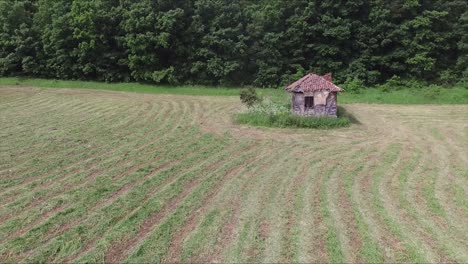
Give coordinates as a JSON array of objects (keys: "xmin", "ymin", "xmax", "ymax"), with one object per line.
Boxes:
[{"xmin": 338, "ymin": 106, "xmax": 361, "ymax": 125}]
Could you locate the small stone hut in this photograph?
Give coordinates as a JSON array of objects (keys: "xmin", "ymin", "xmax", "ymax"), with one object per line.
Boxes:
[{"xmin": 285, "ymin": 73, "xmax": 344, "ymax": 117}]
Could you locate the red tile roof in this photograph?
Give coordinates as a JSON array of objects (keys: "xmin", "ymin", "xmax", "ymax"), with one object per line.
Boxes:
[{"xmin": 285, "ymin": 73, "xmax": 344, "ymax": 93}]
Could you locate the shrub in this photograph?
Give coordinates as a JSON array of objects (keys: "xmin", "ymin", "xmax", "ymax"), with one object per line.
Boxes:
[
  {"xmin": 402, "ymin": 79, "xmax": 426, "ymax": 89},
  {"xmin": 439, "ymin": 70, "xmax": 456, "ymax": 85},
  {"xmin": 344, "ymin": 77, "xmax": 364, "ymax": 94},
  {"xmin": 240, "ymin": 87, "xmax": 261, "ymax": 108},
  {"xmin": 379, "ymin": 75, "xmax": 404, "ymax": 92},
  {"xmin": 423, "ymin": 85, "xmax": 442, "ymax": 99}
]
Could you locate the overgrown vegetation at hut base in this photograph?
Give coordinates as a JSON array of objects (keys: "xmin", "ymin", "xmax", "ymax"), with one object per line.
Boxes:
[{"xmin": 236, "ymin": 98, "xmax": 351, "ymax": 129}]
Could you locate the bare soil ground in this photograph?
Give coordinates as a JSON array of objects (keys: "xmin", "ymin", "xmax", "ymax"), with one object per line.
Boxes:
[{"xmin": 0, "ymin": 86, "xmax": 467, "ymax": 263}]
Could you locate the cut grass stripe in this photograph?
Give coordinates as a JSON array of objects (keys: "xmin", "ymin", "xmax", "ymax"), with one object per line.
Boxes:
[
  {"xmin": 355, "ymin": 144, "xmax": 412, "ymax": 261},
  {"xmin": 77, "ymin": 143, "xmax": 257, "ymax": 263},
  {"xmin": 30, "ymin": 135, "xmax": 229, "ymax": 263},
  {"xmin": 323, "ymin": 146, "xmax": 376, "ymax": 263},
  {"xmin": 0, "ymin": 99, "xmax": 174, "ymax": 197},
  {"xmin": 0, "ymin": 100, "xmax": 183, "ymax": 221},
  {"xmin": 0, "ymin": 106, "xmax": 176, "ymax": 213},
  {"xmin": 331, "ymin": 148, "xmax": 382, "ymax": 263},
  {"xmin": 206, "ymin": 142, "xmax": 297, "ymax": 263},
  {"xmin": 163, "ymin": 143, "xmax": 279, "ymax": 262},
  {"xmin": 1, "ymin": 88, "xmax": 467, "ymax": 263},
  {"xmin": 127, "ymin": 144, "xmax": 270, "ymax": 263},
  {"xmin": 0, "ymin": 103, "xmax": 136, "ymax": 183},
  {"xmin": 5, "ymin": 133, "xmax": 230, "ymax": 262},
  {"xmin": 221, "ymin": 145, "xmax": 302, "ymax": 263},
  {"xmin": 0, "ymin": 99, "xmax": 157, "ymax": 178},
  {"xmin": 14, "ymin": 134, "xmax": 234, "ymax": 262},
  {"xmin": 281, "ymin": 145, "xmax": 353, "ymax": 263},
  {"xmin": 0, "ymin": 101, "xmax": 146, "ymax": 187},
  {"xmin": 403, "ymin": 141, "xmax": 468, "ymax": 262},
  {"xmin": 378, "ymin": 146, "xmax": 431, "ymax": 262},
  {"xmin": 0, "ymin": 124, "xmax": 204, "ymax": 245},
  {"xmin": 120, "ymin": 145, "xmax": 265, "ymax": 263}
]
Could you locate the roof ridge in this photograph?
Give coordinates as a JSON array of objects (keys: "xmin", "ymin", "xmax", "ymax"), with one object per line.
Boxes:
[{"xmin": 285, "ymin": 73, "xmax": 344, "ymax": 93}]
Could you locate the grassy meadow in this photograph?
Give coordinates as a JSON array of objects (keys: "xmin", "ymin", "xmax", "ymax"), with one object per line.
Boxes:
[
  {"xmin": 1, "ymin": 77, "xmax": 467, "ymax": 104},
  {"xmin": 0, "ymin": 83, "xmax": 467, "ymax": 263}
]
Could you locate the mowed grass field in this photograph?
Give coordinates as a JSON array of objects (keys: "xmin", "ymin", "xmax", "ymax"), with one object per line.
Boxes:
[{"xmin": 0, "ymin": 86, "xmax": 467, "ymax": 263}]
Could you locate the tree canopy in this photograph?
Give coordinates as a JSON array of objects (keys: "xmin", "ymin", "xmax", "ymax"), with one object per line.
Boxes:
[{"xmin": 0, "ymin": 0, "xmax": 466, "ymax": 87}]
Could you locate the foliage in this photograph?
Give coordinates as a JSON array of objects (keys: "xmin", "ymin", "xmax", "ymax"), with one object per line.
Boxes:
[
  {"xmin": 379, "ymin": 76, "xmax": 405, "ymax": 92},
  {"xmin": 344, "ymin": 77, "xmax": 364, "ymax": 94},
  {"xmin": 423, "ymin": 85, "xmax": 442, "ymax": 99},
  {"xmin": 240, "ymin": 87, "xmax": 261, "ymax": 108},
  {"xmin": 0, "ymin": 0, "xmax": 467, "ymax": 87}
]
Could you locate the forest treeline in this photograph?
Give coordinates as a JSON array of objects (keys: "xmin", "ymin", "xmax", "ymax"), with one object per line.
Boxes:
[{"xmin": 0, "ymin": 0, "xmax": 466, "ymax": 87}]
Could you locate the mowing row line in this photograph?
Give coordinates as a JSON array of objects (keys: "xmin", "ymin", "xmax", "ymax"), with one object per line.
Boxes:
[
  {"xmin": 0, "ymin": 100, "xmax": 140, "ymax": 181},
  {"xmin": 228, "ymin": 142, "xmax": 356, "ymax": 262},
  {"xmin": 0, "ymin": 125, "xmax": 206, "ymax": 247},
  {"xmin": 0, "ymin": 97, "xmax": 174, "ymax": 192},
  {"xmin": 2, "ymin": 99, "xmax": 234, "ymax": 258},
  {"xmin": 161, "ymin": 140, "xmax": 283, "ymax": 263},
  {"xmin": 1, "ymin": 129, "xmax": 229, "ymax": 262},
  {"xmin": 182, "ymin": 144, "xmax": 307, "ymax": 263},
  {"xmin": 22, "ymin": 133, "xmax": 232, "ymax": 263},
  {"xmin": 82, "ymin": 141, "xmax": 261, "ymax": 263},
  {"xmin": 403, "ymin": 128, "xmax": 467, "ymax": 261},
  {"xmin": 120, "ymin": 142, "xmax": 270, "ymax": 263},
  {"xmin": 0, "ymin": 98, "xmax": 155, "ymax": 180},
  {"xmin": 190, "ymin": 141, "xmax": 305, "ymax": 263},
  {"xmin": 0, "ymin": 97, "xmax": 119, "ymax": 143},
  {"xmin": 0, "ymin": 101, "xmax": 199, "ymax": 241},
  {"xmin": 0, "ymin": 100, "xmax": 172, "ymax": 209}
]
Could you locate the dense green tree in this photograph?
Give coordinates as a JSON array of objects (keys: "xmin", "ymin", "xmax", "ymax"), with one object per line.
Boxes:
[
  {"xmin": 121, "ymin": 0, "xmax": 193, "ymax": 84},
  {"xmin": 188, "ymin": 0, "xmax": 251, "ymax": 85},
  {"xmin": 0, "ymin": 0, "xmax": 41, "ymax": 75},
  {"xmin": 69, "ymin": 0, "xmax": 129, "ymax": 81},
  {"xmin": 0, "ymin": 0, "xmax": 466, "ymax": 87},
  {"xmin": 456, "ymin": 11, "xmax": 468, "ymax": 82},
  {"xmin": 36, "ymin": 0, "xmax": 78, "ymax": 79}
]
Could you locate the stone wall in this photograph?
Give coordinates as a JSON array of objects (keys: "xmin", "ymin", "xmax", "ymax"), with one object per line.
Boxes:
[
  {"xmin": 291, "ymin": 91, "xmax": 338, "ymax": 117},
  {"xmin": 325, "ymin": 92, "xmax": 338, "ymax": 117},
  {"xmin": 292, "ymin": 92, "xmax": 305, "ymax": 115}
]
